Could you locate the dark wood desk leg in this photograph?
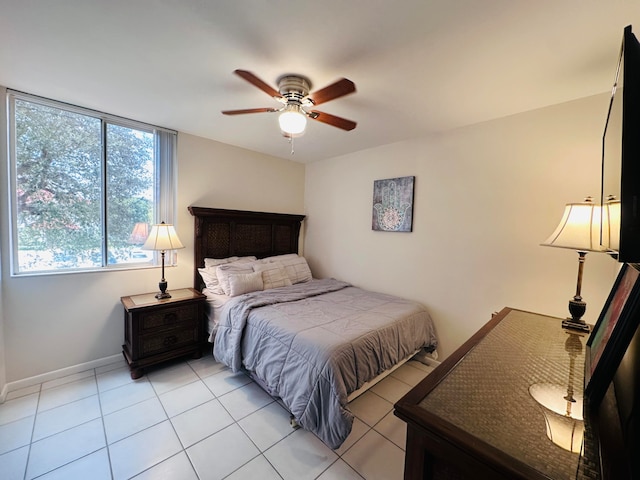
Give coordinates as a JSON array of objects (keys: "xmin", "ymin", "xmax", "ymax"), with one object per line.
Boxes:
[{"xmin": 404, "ymin": 426, "xmax": 433, "ymax": 480}]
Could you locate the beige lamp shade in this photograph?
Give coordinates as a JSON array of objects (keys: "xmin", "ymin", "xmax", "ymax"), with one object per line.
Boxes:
[
  {"xmin": 541, "ymin": 197, "xmax": 606, "ymax": 252},
  {"xmin": 601, "ymin": 198, "xmax": 621, "ymax": 251},
  {"xmin": 142, "ymin": 222, "xmax": 185, "ymax": 252}
]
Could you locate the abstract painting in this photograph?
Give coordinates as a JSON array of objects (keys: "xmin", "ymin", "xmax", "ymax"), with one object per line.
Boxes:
[{"xmin": 372, "ymin": 176, "xmax": 415, "ymax": 232}]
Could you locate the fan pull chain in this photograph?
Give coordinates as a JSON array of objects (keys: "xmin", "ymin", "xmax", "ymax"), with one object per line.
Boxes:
[{"xmin": 289, "ymin": 135, "xmax": 295, "ymax": 155}]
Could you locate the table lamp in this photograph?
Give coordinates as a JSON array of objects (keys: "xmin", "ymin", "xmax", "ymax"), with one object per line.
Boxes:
[
  {"xmin": 142, "ymin": 222, "xmax": 185, "ymax": 299},
  {"xmin": 541, "ymin": 196, "xmax": 606, "ymax": 332}
]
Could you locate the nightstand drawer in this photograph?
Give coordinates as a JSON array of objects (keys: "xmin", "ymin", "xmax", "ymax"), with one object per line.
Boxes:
[
  {"xmin": 140, "ymin": 324, "xmax": 199, "ymax": 357},
  {"xmin": 139, "ymin": 304, "xmax": 199, "ymax": 332}
]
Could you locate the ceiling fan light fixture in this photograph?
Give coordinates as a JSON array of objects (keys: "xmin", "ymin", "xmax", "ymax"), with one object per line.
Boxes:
[{"xmin": 279, "ymin": 108, "xmax": 307, "ymax": 135}]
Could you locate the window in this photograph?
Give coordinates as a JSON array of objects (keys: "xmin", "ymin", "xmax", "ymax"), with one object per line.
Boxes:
[{"xmin": 7, "ymin": 91, "xmax": 177, "ymax": 275}]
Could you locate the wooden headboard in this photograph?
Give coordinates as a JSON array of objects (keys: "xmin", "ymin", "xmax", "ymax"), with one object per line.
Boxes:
[{"xmin": 188, "ymin": 206, "xmax": 306, "ymax": 290}]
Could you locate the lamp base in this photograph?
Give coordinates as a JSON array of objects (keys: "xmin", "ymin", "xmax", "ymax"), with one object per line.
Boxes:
[
  {"xmin": 563, "ymin": 297, "xmax": 590, "ymax": 332},
  {"xmin": 155, "ymin": 280, "xmax": 171, "ymax": 299},
  {"xmin": 562, "ymin": 318, "xmax": 590, "ymax": 333}
]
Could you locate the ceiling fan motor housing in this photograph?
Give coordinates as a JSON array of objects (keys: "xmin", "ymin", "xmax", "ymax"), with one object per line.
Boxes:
[{"xmin": 277, "ymin": 75, "xmax": 312, "ymax": 105}]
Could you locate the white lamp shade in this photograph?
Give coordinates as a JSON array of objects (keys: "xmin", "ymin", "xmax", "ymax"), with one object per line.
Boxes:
[
  {"xmin": 542, "ymin": 198, "xmax": 606, "ymax": 252},
  {"xmin": 279, "ymin": 109, "xmax": 307, "ymax": 135},
  {"xmin": 141, "ymin": 223, "xmax": 184, "ymax": 251},
  {"xmin": 529, "ymin": 383, "xmax": 584, "ymax": 453},
  {"xmin": 601, "ymin": 199, "xmax": 621, "ymax": 251}
]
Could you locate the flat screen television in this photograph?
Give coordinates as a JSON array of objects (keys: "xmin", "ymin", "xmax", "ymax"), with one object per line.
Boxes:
[{"xmin": 601, "ymin": 25, "xmax": 640, "ymax": 262}]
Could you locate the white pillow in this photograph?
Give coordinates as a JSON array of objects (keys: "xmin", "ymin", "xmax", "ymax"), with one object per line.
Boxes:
[
  {"xmin": 204, "ymin": 256, "xmax": 256, "ymax": 268},
  {"xmin": 261, "ymin": 253, "xmax": 299, "ymax": 263},
  {"xmin": 216, "ymin": 262, "xmax": 255, "ymax": 295},
  {"xmin": 228, "ymin": 271, "xmax": 264, "ymax": 297},
  {"xmin": 198, "ymin": 267, "xmax": 220, "ymax": 292},
  {"xmin": 200, "ymin": 257, "xmax": 257, "ymax": 294},
  {"xmin": 254, "ymin": 261, "xmax": 292, "ymax": 290},
  {"xmin": 279, "ymin": 256, "xmax": 312, "ymax": 284}
]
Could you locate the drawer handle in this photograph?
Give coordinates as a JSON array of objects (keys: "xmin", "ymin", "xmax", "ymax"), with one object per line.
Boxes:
[
  {"xmin": 164, "ymin": 313, "xmax": 178, "ymax": 323},
  {"xmin": 163, "ymin": 335, "xmax": 178, "ymax": 347}
]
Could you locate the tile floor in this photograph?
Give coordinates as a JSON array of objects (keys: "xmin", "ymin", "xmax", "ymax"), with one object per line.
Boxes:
[{"xmin": 0, "ymin": 351, "xmax": 434, "ymax": 480}]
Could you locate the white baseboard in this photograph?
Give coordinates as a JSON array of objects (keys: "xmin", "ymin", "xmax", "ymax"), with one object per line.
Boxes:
[{"xmin": 1, "ymin": 353, "xmax": 123, "ymax": 403}]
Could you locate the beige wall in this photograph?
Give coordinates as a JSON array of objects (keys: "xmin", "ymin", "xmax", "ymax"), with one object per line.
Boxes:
[
  {"xmin": 0, "ymin": 131, "xmax": 304, "ymax": 384},
  {"xmin": 304, "ymin": 93, "xmax": 620, "ymax": 359}
]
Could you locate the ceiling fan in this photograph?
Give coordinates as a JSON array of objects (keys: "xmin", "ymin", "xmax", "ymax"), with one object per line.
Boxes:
[{"xmin": 222, "ymin": 69, "xmax": 357, "ymax": 136}]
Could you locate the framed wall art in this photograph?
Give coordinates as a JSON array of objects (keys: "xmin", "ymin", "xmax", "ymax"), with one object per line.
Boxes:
[
  {"xmin": 372, "ymin": 176, "xmax": 415, "ymax": 232},
  {"xmin": 585, "ymin": 262, "xmax": 640, "ymax": 408}
]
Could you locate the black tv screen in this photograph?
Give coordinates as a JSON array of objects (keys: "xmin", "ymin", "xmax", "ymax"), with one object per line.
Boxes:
[{"xmin": 601, "ymin": 25, "xmax": 640, "ymax": 262}]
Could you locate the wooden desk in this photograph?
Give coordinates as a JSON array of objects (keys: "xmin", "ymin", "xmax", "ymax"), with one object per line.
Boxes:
[{"xmin": 395, "ymin": 308, "xmax": 599, "ymax": 480}]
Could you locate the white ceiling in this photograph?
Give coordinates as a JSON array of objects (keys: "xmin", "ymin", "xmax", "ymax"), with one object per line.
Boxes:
[{"xmin": 1, "ymin": 1, "xmax": 639, "ymax": 163}]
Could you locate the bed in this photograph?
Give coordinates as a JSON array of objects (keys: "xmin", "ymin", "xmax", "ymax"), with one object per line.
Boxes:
[{"xmin": 188, "ymin": 206, "xmax": 438, "ymax": 449}]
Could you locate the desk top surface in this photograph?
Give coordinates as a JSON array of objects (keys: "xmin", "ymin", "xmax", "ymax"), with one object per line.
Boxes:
[{"xmin": 417, "ymin": 308, "xmax": 589, "ymax": 479}]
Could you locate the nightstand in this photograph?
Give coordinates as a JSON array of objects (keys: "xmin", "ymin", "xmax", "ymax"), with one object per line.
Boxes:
[{"xmin": 121, "ymin": 287, "xmax": 206, "ymax": 379}]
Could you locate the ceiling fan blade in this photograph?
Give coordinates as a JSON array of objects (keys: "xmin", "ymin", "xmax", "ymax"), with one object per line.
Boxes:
[
  {"xmin": 221, "ymin": 107, "xmax": 279, "ymax": 115},
  {"xmin": 233, "ymin": 70, "xmax": 281, "ymax": 99},
  {"xmin": 309, "ymin": 111, "xmax": 357, "ymax": 131},
  {"xmin": 308, "ymin": 78, "xmax": 356, "ymax": 106}
]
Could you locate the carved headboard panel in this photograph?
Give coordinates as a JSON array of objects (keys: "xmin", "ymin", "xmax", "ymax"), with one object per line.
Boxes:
[{"xmin": 187, "ymin": 206, "xmax": 306, "ymax": 290}]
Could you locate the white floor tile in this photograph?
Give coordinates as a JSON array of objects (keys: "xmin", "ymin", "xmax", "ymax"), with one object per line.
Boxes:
[
  {"xmin": 103, "ymin": 397, "xmax": 167, "ymax": 444},
  {"xmin": 171, "ymin": 399, "xmax": 234, "ymax": 448},
  {"xmin": 0, "ymin": 393, "xmax": 39, "ymax": 425},
  {"xmin": 131, "ymin": 451, "xmax": 199, "ymax": 480},
  {"xmin": 26, "ymin": 418, "xmax": 106, "ymax": 479},
  {"xmin": 148, "ymin": 363, "xmax": 200, "ymax": 395},
  {"xmin": 201, "ymin": 368, "xmax": 251, "ymax": 397},
  {"xmin": 96, "ymin": 364, "xmax": 135, "ymax": 392},
  {"xmin": 187, "ymin": 423, "xmax": 260, "ymax": 480},
  {"xmin": 218, "ymin": 381, "xmax": 274, "ymax": 420},
  {"xmin": 405, "ymin": 359, "xmax": 435, "ymax": 373},
  {"xmin": 0, "ymin": 445, "xmax": 29, "ymax": 480},
  {"xmin": 109, "ymin": 420, "xmax": 182, "ymax": 480},
  {"xmin": 333, "ymin": 418, "xmax": 370, "ymax": 456},
  {"xmin": 7, "ymin": 355, "xmax": 418, "ymax": 480},
  {"xmin": 390, "ymin": 362, "xmax": 430, "ymax": 386},
  {"xmin": 188, "ymin": 354, "xmax": 227, "ymax": 379},
  {"xmin": 99, "ymin": 378, "xmax": 155, "ymax": 415},
  {"xmin": 342, "ymin": 429, "xmax": 405, "ymax": 480},
  {"xmin": 37, "ymin": 377, "xmax": 97, "ymax": 413},
  {"xmin": 159, "ymin": 380, "xmax": 215, "ymax": 418},
  {"xmin": 369, "ymin": 376, "xmax": 412, "ymax": 403},
  {"xmin": 225, "ymin": 454, "xmax": 282, "ymax": 480},
  {"xmin": 33, "ymin": 394, "xmax": 101, "ymax": 441},
  {"xmin": 348, "ymin": 391, "xmax": 393, "ymax": 427},
  {"xmin": 0, "ymin": 415, "xmax": 34, "ymax": 455},
  {"xmin": 373, "ymin": 411, "xmax": 406, "ymax": 450},
  {"xmin": 317, "ymin": 459, "xmax": 365, "ymax": 480},
  {"xmin": 36, "ymin": 448, "xmax": 111, "ymax": 480},
  {"xmin": 238, "ymin": 401, "xmax": 296, "ymax": 451},
  {"xmin": 264, "ymin": 428, "xmax": 338, "ymax": 480}
]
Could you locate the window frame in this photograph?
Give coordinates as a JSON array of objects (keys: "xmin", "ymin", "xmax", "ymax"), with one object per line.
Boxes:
[{"xmin": 6, "ymin": 90, "xmax": 178, "ymax": 276}]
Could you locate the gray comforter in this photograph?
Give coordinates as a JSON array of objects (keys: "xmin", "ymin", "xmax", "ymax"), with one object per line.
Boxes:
[{"xmin": 213, "ymin": 278, "xmax": 437, "ymax": 449}]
